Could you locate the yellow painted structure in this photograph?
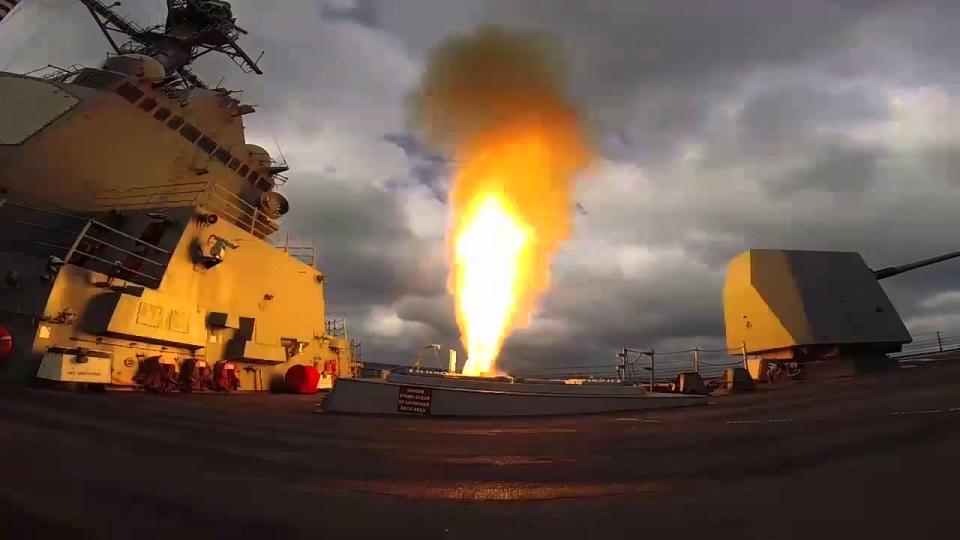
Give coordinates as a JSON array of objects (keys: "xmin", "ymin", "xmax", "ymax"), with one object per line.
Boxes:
[
  {"xmin": 723, "ymin": 250, "xmax": 911, "ymax": 361},
  {"xmin": 0, "ymin": 42, "xmax": 359, "ymax": 391}
]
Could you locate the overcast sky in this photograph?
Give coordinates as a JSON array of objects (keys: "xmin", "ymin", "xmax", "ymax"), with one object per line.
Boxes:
[{"xmin": 2, "ymin": 0, "xmax": 960, "ymax": 373}]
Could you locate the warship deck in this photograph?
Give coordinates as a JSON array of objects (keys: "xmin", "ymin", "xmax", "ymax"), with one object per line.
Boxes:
[{"xmin": 2, "ymin": 361, "xmax": 959, "ymax": 539}]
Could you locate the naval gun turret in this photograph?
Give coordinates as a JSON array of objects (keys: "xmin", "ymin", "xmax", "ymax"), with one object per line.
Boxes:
[
  {"xmin": 723, "ymin": 249, "xmax": 960, "ymax": 378},
  {"xmin": 0, "ymin": 1, "xmax": 357, "ymax": 392}
]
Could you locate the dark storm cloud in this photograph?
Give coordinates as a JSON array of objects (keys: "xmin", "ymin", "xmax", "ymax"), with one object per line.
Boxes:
[
  {"xmin": 280, "ymin": 174, "xmax": 445, "ymax": 312},
  {"xmin": 922, "ymin": 145, "xmax": 960, "ymax": 188},
  {"xmin": 741, "ymin": 85, "xmax": 886, "ymax": 136},
  {"xmin": 382, "ymin": 133, "xmax": 431, "ymax": 158},
  {"xmin": 393, "ymin": 294, "xmax": 458, "ymax": 338},
  {"xmin": 382, "ymin": 132, "xmax": 450, "ymax": 200},
  {"xmin": 374, "ymin": 0, "xmax": 907, "ymax": 161},
  {"xmin": 768, "ymin": 146, "xmax": 880, "ymax": 195},
  {"xmin": 738, "ymin": 84, "xmax": 888, "ymax": 159},
  {"xmin": 498, "ymin": 259, "xmax": 726, "ymax": 372}
]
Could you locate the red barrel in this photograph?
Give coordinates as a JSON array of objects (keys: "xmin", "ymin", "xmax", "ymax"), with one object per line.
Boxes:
[
  {"xmin": 0, "ymin": 326, "xmax": 12, "ymax": 359},
  {"xmin": 284, "ymin": 364, "xmax": 320, "ymax": 394}
]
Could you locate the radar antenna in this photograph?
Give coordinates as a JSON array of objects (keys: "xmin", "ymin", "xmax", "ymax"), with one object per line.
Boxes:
[
  {"xmin": 79, "ymin": 0, "xmax": 264, "ymax": 89},
  {"xmin": 270, "ymin": 134, "xmax": 291, "ymax": 181}
]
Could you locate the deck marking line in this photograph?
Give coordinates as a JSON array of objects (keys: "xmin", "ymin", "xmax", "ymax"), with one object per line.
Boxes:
[
  {"xmin": 890, "ymin": 409, "xmax": 943, "ymax": 416},
  {"xmin": 725, "ymin": 419, "xmax": 793, "ymax": 424},
  {"xmin": 616, "ymin": 418, "xmax": 662, "ymax": 423}
]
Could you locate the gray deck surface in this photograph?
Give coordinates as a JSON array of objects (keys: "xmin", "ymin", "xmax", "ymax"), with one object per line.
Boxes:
[{"xmin": 2, "ymin": 361, "xmax": 959, "ymax": 539}]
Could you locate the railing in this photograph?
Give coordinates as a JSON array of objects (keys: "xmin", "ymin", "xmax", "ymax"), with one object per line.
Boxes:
[
  {"xmin": 90, "ymin": 180, "xmax": 280, "ymax": 239},
  {"xmin": 325, "ymin": 318, "xmax": 348, "ymax": 339},
  {"xmin": 0, "ymin": 198, "xmax": 87, "ymax": 255},
  {"xmin": 279, "ymin": 245, "xmax": 316, "ymax": 267},
  {"xmin": 90, "ymin": 181, "xmax": 208, "ymax": 211},
  {"xmin": 205, "ymin": 183, "xmax": 278, "ymax": 238},
  {"xmin": 64, "ymin": 219, "xmax": 171, "ymax": 288},
  {"xmin": 0, "ymin": 198, "xmax": 170, "ymax": 288},
  {"xmin": 514, "ymin": 345, "xmax": 745, "ymax": 384},
  {"xmin": 274, "ymin": 233, "xmax": 317, "ymax": 267},
  {"xmin": 515, "ymin": 329, "xmax": 960, "ymax": 385},
  {"xmin": 893, "ymin": 330, "xmax": 960, "ymax": 358},
  {"xmin": 23, "ymin": 64, "xmax": 86, "ymax": 82}
]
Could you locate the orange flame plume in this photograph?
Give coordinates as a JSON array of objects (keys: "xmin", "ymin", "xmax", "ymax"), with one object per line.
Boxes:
[{"xmin": 411, "ymin": 26, "xmax": 591, "ymax": 376}]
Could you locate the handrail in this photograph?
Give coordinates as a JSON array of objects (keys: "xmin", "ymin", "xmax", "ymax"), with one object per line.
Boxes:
[
  {"xmin": 94, "ymin": 198, "xmax": 200, "ymax": 210},
  {"xmin": 80, "ymin": 235, "xmax": 166, "ymax": 267},
  {"xmin": 207, "ymin": 190, "xmax": 255, "ymax": 219},
  {"xmin": 91, "ymin": 180, "xmax": 281, "ymax": 239},
  {"xmin": 24, "ymin": 64, "xmax": 85, "ymax": 82},
  {"xmin": 282, "ymin": 247, "xmax": 316, "ymax": 255},
  {"xmin": 0, "ymin": 200, "xmax": 169, "ymax": 287},
  {"xmin": 204, "ymin": 193, "xmax": 273, "ymax": 237},
  {"xmin": 279, "ymin": 245, "xmax": 316, "ymax": 267},
  {"xmin": 0, "ymin": 216, "xmax": 83, "ymax": 233},
  {"xmin": 89, "ymin": 220, "xmax": 171, "ymax": 255},
  {"xmin": 61, "ymin": 219, "xmax": 169, "ymax": 287},
  {"xmin": 275, "ymin": 233, "xmax": 317, "ymax": 267},
  {"xmin": 90, "ymin": 181, "xmax": 210, "ymax": 211},
  {"xmin": 94, "ymin": 191, "xmax": 205, "ymax": 204},
  {"xmin": 0, "ymin": 198, "xmax": 83, "ymax": 253},
  {"xmin": 204, "ymin": 183, "xmax": 276, "ymax": 238},
  {"xmin": 0, "ymin": 234, "xmax": 71, "ymax": 252},
  {"xmin": 210, "ymin": 183, "xmax": 258, "ymax": 213},
  {"xmin": 3, "ymin": 200, "xmax": 88, "ymax": 221},
  {"xmin": 98, "ymin": 181, "xmax": 214, "ymax": 191},
  {"xmin": 68, "ymin": 248, "xmax": 162, "ymax": 283}
]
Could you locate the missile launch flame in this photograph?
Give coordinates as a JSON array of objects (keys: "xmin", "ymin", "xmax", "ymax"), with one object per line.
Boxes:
[{"xmin": 411, "ymin": 26, "xmax": 591, "ymax": 376}]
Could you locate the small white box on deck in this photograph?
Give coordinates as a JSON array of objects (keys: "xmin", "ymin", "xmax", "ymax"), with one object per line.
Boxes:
[{"xmin": 37, "ymin": 348, "xmax": 112, "ymax": 384}]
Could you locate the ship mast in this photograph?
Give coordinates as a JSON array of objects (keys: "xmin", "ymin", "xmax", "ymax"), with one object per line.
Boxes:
[{"xmin": 78, "ymin": 0, "xmax": 263, "ymax": 89}]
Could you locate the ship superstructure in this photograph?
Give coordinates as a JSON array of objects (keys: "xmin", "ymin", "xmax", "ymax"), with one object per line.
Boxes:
[{"xmin": 0, "ymin": 0, "xmax": 358, "ymax": 392}]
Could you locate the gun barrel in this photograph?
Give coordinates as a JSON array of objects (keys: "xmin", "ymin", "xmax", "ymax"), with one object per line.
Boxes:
[{"xmin": 874, "ymin": 249, "xmax": 960, "ymax": 280}]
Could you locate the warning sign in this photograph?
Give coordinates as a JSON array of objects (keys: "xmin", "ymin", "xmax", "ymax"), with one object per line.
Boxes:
[{"xmin": 397, "ymin": 386, "xmax": 432, "ymax": 415}]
